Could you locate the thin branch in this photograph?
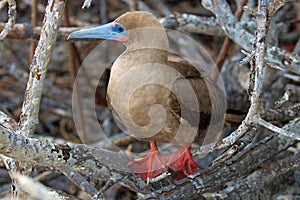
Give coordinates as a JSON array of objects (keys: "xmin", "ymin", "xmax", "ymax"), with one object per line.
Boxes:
[
  {"xmin": 212, "ymin": 0, "xmax": 268, "ymax": 149},
  {"xmin": 0, "ymin": 23, "xmax": 80, "ymax": 41},
  {"xmin": 141, "ymin": 130, "xmax": 295, "ymax": 199},
  {"xmin": 211, "ymin": 0, "xmax": 248, "ymax": 80},
  {"xmin": 29, "ymin": 0, "xmax": 38, "ymax": 64},
  {"xmin": 208, "ymin": 151, "xmax": 300, "ymax": 199},
  {"xmin": 258, "ymin": 118, "xmax": 300, "ymax": 140},
  {"xmin": 0, "ymin": 125, "xmax": 149, "ymax": 193},
  {"xmin": 267, "ymin": 0, "xmax": 289, "ymax": 19},
  {"xmin": 162, "ymin": 13, "xmax": 225, "ymax": 36},
  {"xmin": 0, "ymin": 111, "xmax": 17, "ymax": 130},
  {"xmin": 82, "ymin": 0, "xmax": 92, "ymax": 9},
  {"xmin": 202, "ymin": 0, "xmax": 300, "ymax": 75},
  {"xmin": 64, "ymin": 2, "xmax": 88, "ymax": 143},
  {"xmin": 144, "ymin": 0, "xmax": 172, "ymax": 16},
  {"xmin": 60, "ymin": 168, "xmax": 99, "ymax": 198},
  {"xmin": 0, "ymin": 0, "xmax": 16, "ymax": 40},
  {"xmin": 17, "ymin": 0, "xmax": 66, "ymax": 137},
  {"xmin": 11, "ymin": 173, "xmax": 66, "ymax": 200}
]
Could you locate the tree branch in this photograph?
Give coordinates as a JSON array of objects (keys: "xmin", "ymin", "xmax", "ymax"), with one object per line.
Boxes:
[
  {"xmin": 141, "ymin": 129, "xmax": 296, "ymax": 199},
  {"xmin": 0, "ymin": 124, "xmax": 150, "ymax": 194},
  {"xmin": 0, "ymin": 0, "xmax": 16, "ymax": 40},
  {"xmin": 208, "ymin": 0, "xmax": 268, "ymax": 149},
  {"xmin": 17, "ymin": 0, "xmax": 66, "ymax": 137},
  {"xmin": 202, "ymin": 0, "xmax": 300, "ymax": 75}
]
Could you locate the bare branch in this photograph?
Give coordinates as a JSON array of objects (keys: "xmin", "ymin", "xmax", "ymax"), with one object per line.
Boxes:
[
  {"xmin": 0, "ymin": 0, "xmax": 16, "ymax": 40},
  {"xmin": 261, "ymin": 103, "xmax": 300, "ymax": 122},
  {"xmin": 0, "ymin": 23, "xmax": 79, "ymax": 41},
  {"xmin": 258, "ymin": 118, "xmax": 300, "ymax": 140},
  {"xmin": 211, "ymin": 0, "xmax": 268, "ymax": 149},
  {"xmin": 267, "ymin": 0, "xmax": 289, "ymax": 18},
  {"xmin": 11, "ymin": 173, "xmax": 63, "ymax": 200},
  {"xmin": 208, "ymin": 151, "xmax": 300, "ymax": 199},
  {"xmin": 0, "ymin": 111, "xmax": 17, "ymax": 130},
  {"xmin": 141, "ymin": 129, "xmax": 295, "ymax": 199},
  {"xmin": 0, "ymin": 125, "xmax": 149, "ymax": 193},
  {"xmin": 82, "ymin": 0, "xmax": 92, "ymax": 9},
  {"xmin": 60, "ymin": 168, "xmax": 99, "ymax": 198},
  {"xmin": 17, "ymin": 0, "xmax": 66, "ymax": 137},
  {"xmin": 162, "ymin": 13, "xmax": 224, "ymax": 36},
  {"xmin": 202, "ymin": 0, "xmax": 300, "ymax": 75},
  {"xmin": 0, "ymin": 125, "xmax": 130, "ymax": 173}
]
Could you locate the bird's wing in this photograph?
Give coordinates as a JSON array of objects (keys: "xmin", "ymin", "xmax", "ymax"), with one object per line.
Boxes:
[{"xmin": 167, "ymin": 59, "xmax": 226, "ymax": 131}]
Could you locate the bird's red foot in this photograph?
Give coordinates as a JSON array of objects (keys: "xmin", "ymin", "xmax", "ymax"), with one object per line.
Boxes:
[
  {"xmin": 128, "ymin": 140, "xmax": 165, "ymax": 183},
  {"xmin": 129, "ymin": 142, "xmax": 198, "ymax": 182},
  {"xmin": 165, "ymin": 144, "xmax": 199, "ymax": 176}
]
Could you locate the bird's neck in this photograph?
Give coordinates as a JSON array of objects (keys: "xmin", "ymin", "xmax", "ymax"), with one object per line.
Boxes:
[
  {"xmin": 123, "ymin": 27, "xmax": 169, "ymax": 64},
  {"xmin": 121, "ymin": 48, "xmax": 168, "ymax": 65}
]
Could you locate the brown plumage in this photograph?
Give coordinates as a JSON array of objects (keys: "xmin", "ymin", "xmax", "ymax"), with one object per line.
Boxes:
[
  {"xmin": 107, "ymin": 12, "xmax": 226, "ymax": 144},
  {"xmin": 68, "ymin": 11, "xmax": 237, "ymax": 182}
]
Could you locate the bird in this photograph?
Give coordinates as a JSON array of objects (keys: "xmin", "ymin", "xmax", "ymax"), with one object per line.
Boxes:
[{"xmin": 68, "ymin": 11, "xmax": 237, "ymax": 182}]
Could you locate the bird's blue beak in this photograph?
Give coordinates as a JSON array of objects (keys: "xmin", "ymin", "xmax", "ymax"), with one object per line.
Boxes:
[{"xmin": 68, "ymin": 22, "xmax": 129, "ymax": 42}]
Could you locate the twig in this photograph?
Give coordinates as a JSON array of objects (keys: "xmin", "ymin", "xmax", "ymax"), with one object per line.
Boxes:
[
  {"xmin": 17, "ymin": 0, "xmax": 66, "ymax": 137},
  {"xmin": 60, "ymin": 168, "xmax": 99, "ymax": 198},
  {"xmin": 211, "ymin": 0, "xmax": 248, "ymax": 80},
  {"xmin": 211, "ymin": 0, "xmax": 268, "ymax": 149},
  {"xmin": 82, "ymin": 0, "xmax": 92, "ymax": 9},
  {"xmin": 64, "ymin": 2, "xmax": 87, "ymax": 143},
  {"xmin": 211, "ymin": 128, "xmax": 256, "ymax": 166},
  {"xmin": 207, "ymin": 151, "xmax": 300, "ymax": 199},
  {"xmin": 29, "ymin": 0, "xmax": 38, "ymax": 64},
  {"xmin": 261, "ymin": 103, "xmax": 300, "ymax": 122},
  {"xmin": 283, "ymin": 73, "xmax": 300, "ymax": 82},
  {"xmin": 0, "ymin": 23, "xmax": 80, "ymax": 41},
  {"xmin": 267, "ymin": 0, "xmax": 289, "ymax": 19},
  {"xmin": 122, "ymin": 0, "xmax": 159, "ymax": 16},
  {"xmin": 128, "ymin": 0, "xmax": 137, "ymax": 11},
  {"xmin": 0, "ymin": 125, "xmax": 149, "ymax": 194},
  {"xmin": 0, "ymin": 0, "xmax": 16, "ymax": 40},
  {"xmin": 162, "ymin": 13, "xmax": 224, "ymax": 36},
  {"xmin": 141, "ymin": 129, "xmax": 295, "ymax": 199},
  {"xmin": 0, "ymin": 111, "xmax": 17, "ymax": 130},
  {"xmin": 95, "ymin": 173, "xmax": 125, "ymax": 199},
  {"xmin": 11, "ymin": 172, "xmax": 66, "ymax": 200},
  {"xmin": 258, "ymin": 118, "xmax": 300, "ymax": 140},
  {"xmin": 99, "ymin": 0, "xmax": 107, "ymax": 23},
  {"xmin": 202, "ymin": 0, "xmax": 300, "ymax": 75}
]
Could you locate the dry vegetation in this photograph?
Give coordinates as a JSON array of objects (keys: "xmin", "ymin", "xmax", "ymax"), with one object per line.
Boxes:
[{"xmin": 0, "ymin": 0, "xmax": 299, "ymax": 199}]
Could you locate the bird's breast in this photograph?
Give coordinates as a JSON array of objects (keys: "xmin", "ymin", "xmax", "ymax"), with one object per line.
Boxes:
[{"xmin": 107, "ymin": 57, "xmax": 184, "ymax": 141}]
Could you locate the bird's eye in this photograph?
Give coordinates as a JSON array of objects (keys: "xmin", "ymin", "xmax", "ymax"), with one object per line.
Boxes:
[{"xmin": 117, "ymin": 26, "xmax": 124, "ymax": 32}]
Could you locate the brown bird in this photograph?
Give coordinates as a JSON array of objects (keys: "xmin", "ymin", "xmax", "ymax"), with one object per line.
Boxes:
[{"xmin": 68, "ymin": 11, "xmax": 235, "ymax": 182}]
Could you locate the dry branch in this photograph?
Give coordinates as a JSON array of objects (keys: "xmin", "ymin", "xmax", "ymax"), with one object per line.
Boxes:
[
  {"xmin": 17, "ymin": 0, "xmax": 66, "ymax": 137},
  {"xmin": 0, "ymin": 125, "xmax": 130, "ymax": 173},
  {"xmin": 0, "ymin": 124, "xmax": 149, "ymax": 194},
  {"xmin": 0, "ymin": 0, "xmax": 299, "ymax": 198},
  {"xmin": 201, "ymin": 0, "xmax": 300, "ymax": 75},
  {"xmin": 0, "ymin": 23, "xmax": 79, "ymax": 41},
  {"xmin": 162, "ymin": 13, "xmax": 225, "ymax": 36},
  {"xmin": 0, "ymin": 0, "xmax": 16, "ymax": 40},
  {"xmin": 141, "ymin": 129, "xmax": 296, "ymax": 199},
  {"xmin": 201, "ymin": 0, "xmax": 268, "ymax": 150},
  {"xmin": 207, "ymin": 151, "xmax": 300, "ymax": 199},
  {"xmin": 11, "ymin": 173, "xmax": 63, "ymax": 200}
]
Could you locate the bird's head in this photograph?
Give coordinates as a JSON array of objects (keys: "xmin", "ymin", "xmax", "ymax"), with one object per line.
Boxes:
[{"xmin": 68, "ymin": 11, "xmax": 164, "ymax": 43}]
